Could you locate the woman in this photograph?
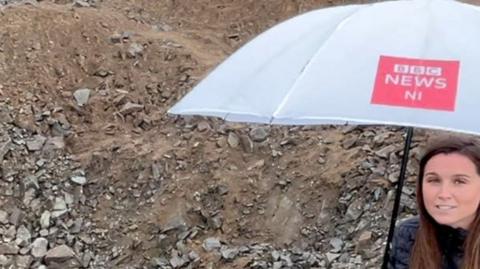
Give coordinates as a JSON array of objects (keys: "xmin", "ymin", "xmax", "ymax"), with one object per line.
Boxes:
[{"xmin": 388, "ymin": 136, "xmax": 480, "ymax": 269}]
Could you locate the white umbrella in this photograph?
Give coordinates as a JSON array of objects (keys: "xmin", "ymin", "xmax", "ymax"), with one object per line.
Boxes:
[
  {"xmin": 168, "ymin": 0, "xmax": 480, "ymax": 267},
  {"xmin": 169, "ymin": 0, "xmax": 480, "ymax": 135}
]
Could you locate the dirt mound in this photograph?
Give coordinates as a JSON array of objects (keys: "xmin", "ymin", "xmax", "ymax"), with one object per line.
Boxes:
[{"xmin": 0, "ymin": 1, "xmax": 437, "ymax": 268}]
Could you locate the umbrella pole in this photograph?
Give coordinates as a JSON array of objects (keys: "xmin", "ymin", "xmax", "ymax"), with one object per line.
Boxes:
[{"xmin": 381, "ymin": 126, "xmax": 414, "ymax": 269}]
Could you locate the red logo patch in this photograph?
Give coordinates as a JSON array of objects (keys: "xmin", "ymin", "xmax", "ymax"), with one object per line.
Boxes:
[{"xmin": 371, "ymin": 56, "xmax": 460, "ymax": 111}]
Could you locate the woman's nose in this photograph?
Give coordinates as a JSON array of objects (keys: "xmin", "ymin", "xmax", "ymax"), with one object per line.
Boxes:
[{"xmin": 437, "ymin": 184, "xmax": 453, "ymax": 200}]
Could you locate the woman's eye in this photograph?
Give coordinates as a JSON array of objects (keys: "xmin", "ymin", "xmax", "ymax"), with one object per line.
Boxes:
[
  {"xmin": 454, "ymin": 179, "xmax": 466, "ymax": 185},
  {"xmin": 426, "ymin": 178, "xmax": 440, "ymax": 183}
]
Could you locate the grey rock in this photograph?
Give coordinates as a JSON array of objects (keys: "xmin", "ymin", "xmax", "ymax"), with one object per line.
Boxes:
[
  {"xmin": 227, "ymin": 132, "xmax": 240, "ymax": 148},
  {"xmin": 358, "ymin": 231, "xmax": 372, "ymax": 248},
  {"xmin": 119, "ymin": 102, "xmax": 144, "ymax": 115},
  {"xmin": 127, "ymin": 42, "xmax": 144, "ymax": 58},
  {"xmin": 0, "ymin": 255, "xmax": 12, "ymax": 266},
  {"xmin": 31, "ymin": 238, "xmax": 48, "ymax": 258},
  {"xmin": 342, "ymin": 136, "xmax": 357, "ymax": 149},
  {"xmin": 23, "ymin": 188, "xmax": 36, "ymax": 206},
  {"xmin": 0, "ymin": 243, "xmax": 19, "ymax": 255},
  {"xmin": 188, "ymin": 251, "xmax": 199, "ymax": 261},
  {"xmin": 53, "ymin": 197, "xmax": 67, "ymax": 211},
  {"xmin": 0, "ymin": 210, "xmax": 8, "ymax": 224},
  {"xmin": 26, "ymin": 135, "xmax": 46, "ymax": 151},
  {"xmin": 15, "ymin": 255, "xmax": 32, "ymax": 269},
  {"xmin": 4, "ymin": 226, "xmax": 16, "ymax": 241},
  {"xmin": 329, "ymin": 238, "xmax": 344, "ymax": 253},
  {"xmin": 15, "ymin": 225, "xmax": 31, "ymax": 247},
  {"xmin": 0, "ymin": 138, "xmax": 11, "ymax": 162},
  {"xmin": 271, "ymin": 250, "xmax": 280, "ymax": 261},
  {"xmin": 220, "ymin": 247, "xmax": 239, "ymax": 260},
  {"xmin": 40, "ymin": 211, "xmax": 51, "ymax": 229},
  {"xmin": 44, "ymin": 245, "xmax": 76, "ymax": 264},
  {"xmin": 151, "ymin": 257, "xmax": 169, "ymax": 266},
  {"xmin": 44, "ymin": 136, "xmax": 65, "ymax": 150},
  {"xmin": 202, "ymin": 237, "xmax": 221, "ymax": 252},
  {"xmin": 197, "ymin": 121, "xmax": 210, "ymax": 132},
  {"xmin": 73, "ymin": 0, "xmax": 90, "ymax": 7},
  {"xmin": 388, "ymin": 171, "xmax": 400, "ymax": 183},
  {"xmin": 346, "ymin": 199, "xmax": 363, "ymax": 221},
  {"xmin": 9, "ymin": 208, "xmax": 24, "ymax": 226},
  {"xmin": 375, "ymin": 145, "xmax": 397, "ymax": 159},
  {"xmin": 71, "ymin": 175, "xmax": 87, "ymax": 185},
  {"xmin": 110, "ymin": 33, "xmax": 122, "ymax": 44},
  {"xmin": 249, "ymin": 127, "xmax": 268, "ymax": 142},
  {"xmin": 169, "ymin": 252, "xmax": 188, "ymax": 268},
  {"xmin": 273, "ymin": 261, "xmax": 283, "ymax": 269},
  {"xmin": 239, "ymin": 135, "xmax": 254, "ymax": 153},
  {"xmin": 326, "ymin": 252, "xmax": 341, "ymax": 263},
  {"xmin": 73, "ymin": 88, "xmax": 91, "ymax": 106},
  {"xmin": 22, "ymin": 175, "xmax": 40, "ymax": 190}
]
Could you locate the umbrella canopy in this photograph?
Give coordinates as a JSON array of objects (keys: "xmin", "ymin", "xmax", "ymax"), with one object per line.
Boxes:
[{"xmin": 169, "ymin": 0, "xmax": 480, "ymax": 135}]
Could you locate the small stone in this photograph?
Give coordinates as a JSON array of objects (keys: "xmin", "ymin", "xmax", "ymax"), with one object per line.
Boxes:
[
  {"xmin": 53, "ymin": 197, "xmax": 67, "ymax": 211},
  {"xmin": 346, "ymin": 199, "xmax": 363, "ymax": 221},
  {"xmin": 0, "ymin": 243, "xmax": 19, "ymax": 255},
  {"xmin": 220, "ymin": 247, "xmax": 239, "ymax": 260},
  {"xmin": 152, "ymin": 257, "xmax": 169, "ymax": 266},
  {"xmin": 39, "ymin": 229, "xmax": 49, "ymax": 237},
  {"xmin": 73, "ymin": 0, "xmax": 90, "ymax": 7},
  {"xmin": 239, "ymin": 135, "xmax": 254, "ymax": 153},
  {"xmin": 9, "ymin": 209, "xmax": 25, "ymax": 227},
  {"xmin": 342, "ymin": 136, "xmax": 357, "ymax": 149},
  {"xmin": 188, "ymin": 251, "xmax": 200, "ymax": 261},
  {"xmin": 31, "ymin": 238, "xmax": 48, "ymax": 258},
  {"xmin": 326, "ymin": 252, "xmax": 341, "ymax": 263},
  {"xmin": 15, "ymin": 225, "xmax": 31, "ymax": 247},
  {"xmin": 272, "ymin": 261, "xmax": 283, "ymax": 269},
  {"xmin": 329, "ymin": 238, "xmax": 344, "ymax": 253},
  {"xmin": 197, "ymin": 121, "xmax": 210, "ymax": 132},
  {"xmin": 127, "ymin": 42, "xmax": 144, "ymax": 58},
  {"xmin": 94, "ymin": 69, "xmax": 110, "ymax": 77},
  {"xmin": 0, "ymin": 255, "xmax": 10, "ymax": 266},
  {"xmin": 70, "ymin": 175, "xmax": 87, "ymax": 185},
  {"xmin": 0, "ymin": 210, "xmax": 8, "ymax": 224},
  {"xmin": 23, "ymin": 175, "xmax": 40, "ymax": 190},
  {"xmin": 0, "ymin": 138, "xmax": 11, "ymax": 162},
  {"xmin": 358, "ymin": 231, "xmax": 373, "ymax": 247},
  {"xmin": 375, "ymin": 145, "xmax": 397, "ymax": 159},
  {"xmin": 202, "ymin": 237, "xmax": 221, "ymax": 252},
  {"xmin": 40, "ymin": 211, "xmax": 51, "ymax": 229},
  {"xmin": 227, "ymin": 132, "xmax": 240, "ymax": 148},
  {"xmin": 388, "ymin": 171, "xmax": 400, "ymax": 183},
  {"xmin": 119, "ymin": 102, "xmax": 144, "ymax": 115},
  {"xmin": 110, "ymin": 33, "xmax": 122, "ymax": 43},
  {"xmin": 249, "ymin": 127, "xmax": 268, "ymax": 142},
  {"xmin": 44, "ymin": 137, "xmax": 65, "ymax": 150},
  {"xmin": 169, "ymin": 252, "xmax": 188, "ymax": 268},
  {"xmin": 73, "ymin": 88, "xmax": 91, "ymax": 106},
  {"xmin": 4, "ymin": 226, "xmax": 16, "ymax": 241},
  {"xmin": 15, "ymin": 255, "xmax": 32, "ymax": 269},
  {"xmin": 44, "ymin": 245, "xmax": 76, "ymax": 264},
  {"xmin": 271, "ymin": 250, "xmax": 280, "ymax": 261},
  {"xmin": 26, "ymin": 135, "xmax": 46, "ymax": 151}
]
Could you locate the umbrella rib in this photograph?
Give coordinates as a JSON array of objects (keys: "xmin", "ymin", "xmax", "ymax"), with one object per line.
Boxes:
[{"xmin": 271, "ymin": 3, "xmax": 373, "ymax": 120}]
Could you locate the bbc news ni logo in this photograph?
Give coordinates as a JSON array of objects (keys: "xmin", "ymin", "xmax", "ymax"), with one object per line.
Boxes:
[{"xmin": 371, "ymin": 56, "xmax": 460, "ymax": 111}]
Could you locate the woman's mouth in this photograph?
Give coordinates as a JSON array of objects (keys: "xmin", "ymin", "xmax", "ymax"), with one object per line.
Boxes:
[{"xmin": 436, "ymin": 205, "xmax": 456, "ymax": 210}]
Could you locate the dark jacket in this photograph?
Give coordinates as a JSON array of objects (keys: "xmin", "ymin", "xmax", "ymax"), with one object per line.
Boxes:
[{"xmin": 388, "ymin": 217, "xmax": 468, "ymax": 269}]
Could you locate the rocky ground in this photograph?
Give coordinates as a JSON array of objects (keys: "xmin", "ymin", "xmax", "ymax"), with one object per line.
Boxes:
[{"xmin": 0, "ymin": 0, "xmax": 457, "ymax": 268}]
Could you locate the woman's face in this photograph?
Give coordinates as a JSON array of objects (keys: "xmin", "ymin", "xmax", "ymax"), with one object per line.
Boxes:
[{"xmin": 423, "ymin": 153, "xmax": 480, "ymax": 230}]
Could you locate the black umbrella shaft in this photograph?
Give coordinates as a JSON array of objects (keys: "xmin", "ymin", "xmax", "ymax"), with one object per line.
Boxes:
[{"xmin": 381, "ymin": 127, "xmax": 414, "ymax": 269}]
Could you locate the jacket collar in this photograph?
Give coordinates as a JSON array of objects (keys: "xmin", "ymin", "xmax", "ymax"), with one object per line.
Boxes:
[{"xmin": 435, "ymin": 223, "xmax": 468, "ymax": 253}]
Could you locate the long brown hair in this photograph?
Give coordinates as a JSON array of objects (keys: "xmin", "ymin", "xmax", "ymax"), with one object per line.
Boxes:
[{"xmin": 410, "ymin": 135, "xmax": 480, "ymax": 269}]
